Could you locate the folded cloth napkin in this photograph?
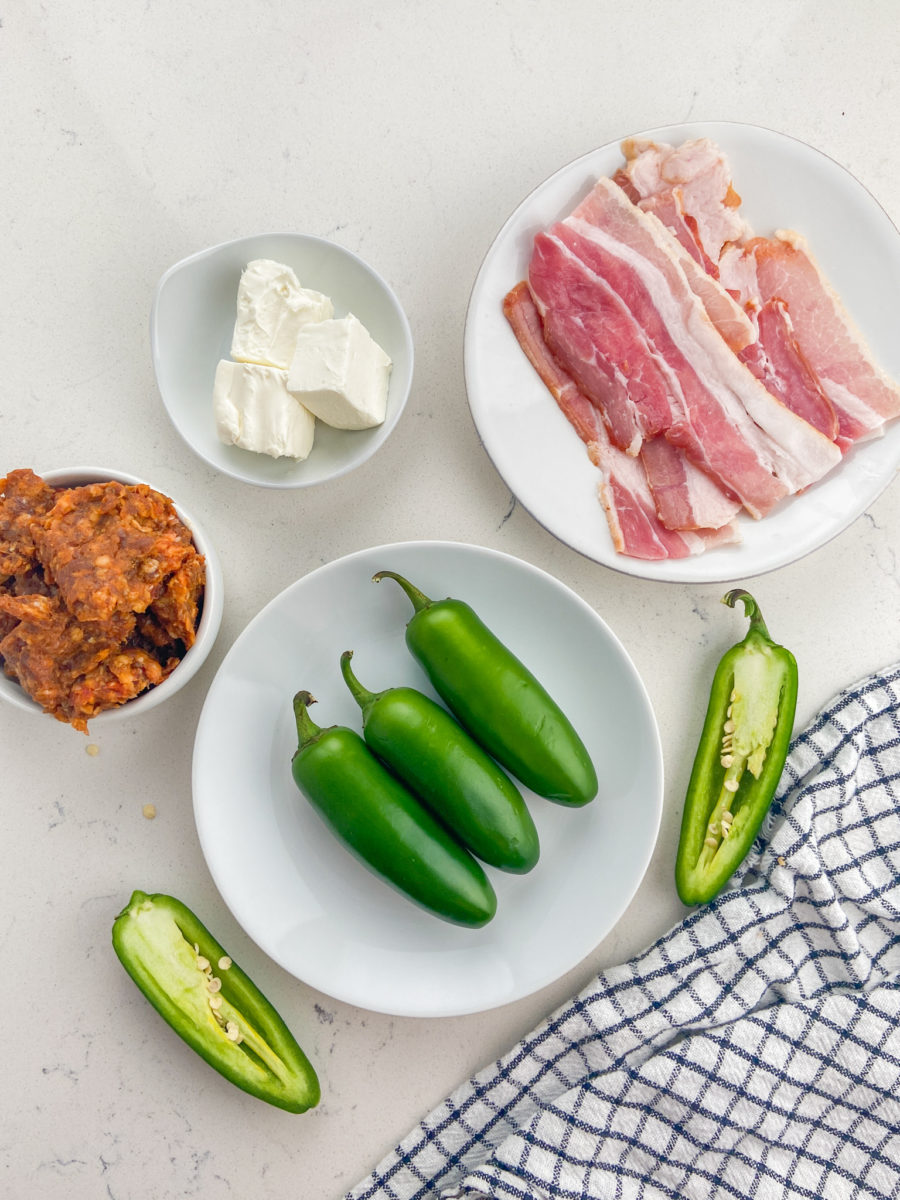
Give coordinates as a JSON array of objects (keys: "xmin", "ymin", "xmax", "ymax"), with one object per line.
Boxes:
[{"xmin": 348, "ymin": 664, "xmax": 900, "ymax": 1200}]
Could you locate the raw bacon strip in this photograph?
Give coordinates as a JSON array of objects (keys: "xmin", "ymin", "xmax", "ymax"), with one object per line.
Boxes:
[
  {"xmin": 633, "ymin": 145, "xmax": 900, "ymax": 448},
  {"xmin": 738, "ymin": 298, "xmax": 840, "ymax": 445},
  {"xmin": 743, "ymin": 232, "xmax": 900, "ymax": 442},
  {"xmin": 612, "ymin": 167, "xmax": 640, "ymax": 205},
  {"xmin": 552, "ymin": 179, "xmax": 842, "ymax": 511},
  {"xmin": 588, "ymin": 425, "xmax": 741, "ymax": 560},
  {"xmin": 615, "ymin": 162, "xmax": 756, "ymax": 353},
  {"xmin": 504, "ymin": 280, "xmax": 740, "ymax": 531},
  {"xmin": 503, "ymin": 282, "xmax": 741, "ymax": 558},
  {"xmin": 673, "ymin": 243, "xmax": 755, "ymax": 353},
  {"xmin": 620, "ymin": 137, "xmax": 749, "ymax": 264},
  {"xmin": 640, "ymin": 189, "xmax": 718, "ymax": 275},
  {"xmin": 640, "ymin": 437, "xmax": 741, "ymax": 532},
  {"xmin": 645, "ymin": 192, "xmax": 856, "ymax": 446},
  {"xmin": 635, "ymin": 187, "xmax": 843, "ymax": 441},
  {"xmin": 530, "ymin": 221, "xmax": 785, "ymax": 514},
  {"xmin": 567, "ymin": 182, "xmax": 842, "ymax": 481},
  {"xmin": 502, "ymin": 282, "xmax": 606, "ymax": 445},
  {"xmin": 529, "ymin": 233, "xmax": 675, "ymax": 454}
]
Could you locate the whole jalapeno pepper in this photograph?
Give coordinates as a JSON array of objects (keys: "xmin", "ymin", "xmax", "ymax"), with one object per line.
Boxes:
[
  {"xmin": 291, "ymin": 691, "xmax": 497, "ymax": 927},
  {"xmin": 675, "ymin": 589, "xmax": 798, "ymax": 906},
  {"xmin": 373, "ymin": 571, "xmax": 598, "ymax": 807},
  {"xmin": 112, "ymin": 891, "xmax": 320, "ymax": 1113},
  {"xmin": 340, "ymin": 650, "xmax": 540, "ymax": 874}
]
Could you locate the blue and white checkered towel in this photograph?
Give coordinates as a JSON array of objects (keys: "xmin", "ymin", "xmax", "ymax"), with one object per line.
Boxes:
[{"xmin": 348, "ymin": 664, "xmax": 900, "ymax": 1200}]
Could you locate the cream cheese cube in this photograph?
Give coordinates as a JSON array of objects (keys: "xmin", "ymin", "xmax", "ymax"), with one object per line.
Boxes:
[
  {"xmin": 286, "ymin": 313, "xmax": 392, "ymax": 430},
  {"xmin": 231, "ymin": 259, "xmax": 334, "ymax": 369},
  {"xmin": 213, "ymin": 360, "xmax": 316, "ymax": 460}
]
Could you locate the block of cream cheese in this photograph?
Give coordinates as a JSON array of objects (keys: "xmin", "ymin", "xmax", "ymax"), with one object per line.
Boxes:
[
  {"xmin": 231, "ymin": 259, "xmax": 334, "ymax": 369},
  {"xmin": 213, "ymin": 360, "xmax": 316, "ymax": 459},
  {"xmin": 286, "ymin": 314, "xmax": 392, "ymax": 430}
]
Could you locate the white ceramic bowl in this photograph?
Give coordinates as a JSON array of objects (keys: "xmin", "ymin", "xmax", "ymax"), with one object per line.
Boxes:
[
  {"xmin": 0, "ymin": 467, "xmax": 224, "ymax": 728},
  {"xmin": 150, "ymin": 233, "xmax": 414, "ymax": 488}
]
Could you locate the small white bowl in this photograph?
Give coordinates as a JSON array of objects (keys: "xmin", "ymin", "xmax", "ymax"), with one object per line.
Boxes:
[
  {"xmin": 150, "ymin": 233, "xmax": 415, "ymax": 488},
  {"xmin": 0, "ymin": 467, "xmax": 224, "ymax": 729}
]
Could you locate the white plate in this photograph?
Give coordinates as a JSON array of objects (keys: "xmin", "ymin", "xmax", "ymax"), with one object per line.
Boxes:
[
  {"xmin": 464, "ymin": 122, "xmax": 900, "ymax": 583},
  {"xmin": 192, "ymin": 541, "xmax": 662, "ymax": 1017},
  {"xmin": 151, "ymin": 233, "xmax": 414, "ymax": 489}
]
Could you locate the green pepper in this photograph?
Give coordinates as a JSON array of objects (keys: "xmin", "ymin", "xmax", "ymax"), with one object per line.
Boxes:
[
  {"xmin": 291, "ymin": 691, "xmax": 497, "ymax": 926},
  {"xmin": 373, "ymin": 571, "xmax": 598, "ymax": 807},
  {"xmin": 339, "ymin": 650, "xmax": 540, "ymax": 874},
  {"xmin": 675, "ymin": 589, "xmax": 798, "ymax": 906},
  {"xmin": 111, "ymin": 891, "xmax": 320, "ymax": 1113}
]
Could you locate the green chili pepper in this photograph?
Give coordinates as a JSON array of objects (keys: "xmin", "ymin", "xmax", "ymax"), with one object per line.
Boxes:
[
  {"xmin": 339, "ymin": 650, "xmax": 540, "ymax": 874},
  {"xmin": 675, "ymin": 589, "xmax": 798, "ymax": 906},
  {"xmin": 111, "ymin": 891, "xmax": 320, "ymax": 1113},
  {"xmin": 373, "ymin": 571, "xmax": 598, "ymax": 807},
  {"xmin": 291, "ymin": 691, "xmax": 497, "ymax": 927}
]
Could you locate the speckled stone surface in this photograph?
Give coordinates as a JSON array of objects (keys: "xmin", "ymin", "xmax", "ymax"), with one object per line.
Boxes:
[{"xmin": 3, "ymin": 4, "xmax": 900, "ymax": 1197}]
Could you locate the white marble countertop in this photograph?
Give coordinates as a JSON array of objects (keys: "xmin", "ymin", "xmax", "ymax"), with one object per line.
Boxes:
[{"xmin": 4, "ymin": 3, "xmax": 900, "ymax": 1197}]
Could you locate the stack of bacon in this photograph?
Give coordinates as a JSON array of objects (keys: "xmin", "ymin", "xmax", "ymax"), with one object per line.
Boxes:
[{"xmin": 503, "ymin": 138, "xmax": 900, "ymax": 560}]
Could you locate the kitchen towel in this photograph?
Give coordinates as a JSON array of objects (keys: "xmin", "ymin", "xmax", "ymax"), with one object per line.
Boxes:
[{"xmin": 347, "ymin": 663, "xmax": 900, "ymax": 1200}]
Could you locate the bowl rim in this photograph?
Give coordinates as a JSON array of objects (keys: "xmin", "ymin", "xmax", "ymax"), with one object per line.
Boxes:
[
  {"xmin": 0, "ymin": 466, "xmax": 224, "ymax": 727},
  {"xmin": 150, "ymin": 231, "xmax": 415, "ymax": 490}
]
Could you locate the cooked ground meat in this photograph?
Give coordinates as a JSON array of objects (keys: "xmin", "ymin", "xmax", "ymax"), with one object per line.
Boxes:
[
  {"xmin": 0, "ymin": 469, "xmax": 56, "ymax": 581},
  {"xmin": 139, "ymin": 546, "xmax": 205, "ymax": 650},
  {"xmin": 33, "ymin": 481, "xmax": 195, "ymax": 623},
  {"xmin": 66, "ymin": 650, "xmax": 168, "ymax": 728},
  {"xmin": 0, "ymin": 471, "xmax": 205, "ymax": 730}
]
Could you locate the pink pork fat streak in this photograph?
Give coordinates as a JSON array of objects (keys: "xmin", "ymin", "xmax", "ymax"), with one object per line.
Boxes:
[{"xmin": 504, "ymin": 136, "xmax": 900, "ymax": 561}]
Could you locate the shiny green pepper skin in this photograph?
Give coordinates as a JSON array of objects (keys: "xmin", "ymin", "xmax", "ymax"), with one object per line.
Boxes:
[
  {"xmin": 340, "ymin": 650, "xmax": 540, "ymax": 873},
  {"xmin": 112, "ymin": 891, "xmax": 320, "ymax": 1113},
  {"xmin": 291, "ymin": 691, "xmax": 497, "ymax": 927},
  {"xmin": 675, "ymin": 589, "xmax": 798, "ymax": 906},
  {"xmin": 374, "ymin": 571, "xmax": 598, "ymax": 807}
]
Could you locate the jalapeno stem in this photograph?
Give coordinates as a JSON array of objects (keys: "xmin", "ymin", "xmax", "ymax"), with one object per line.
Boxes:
[
  {"xmin": 293, "ymin": 691, "xmax": 322, "ymax": 750},
  {"xmin": 723, "ymin": 588, "xmax": 771, "ymax": 640},
  {"xmin": 339, "ymin": 651, "xmax": 376, "ymax": 709},
  {"xmin": 372, "ymin": 570, "xmax": 432, "ymax": 613}
]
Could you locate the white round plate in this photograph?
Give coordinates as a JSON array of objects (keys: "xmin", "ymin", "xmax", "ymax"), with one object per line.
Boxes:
[
  {"xmin": 192, "ymin": 541, "xmax": 662, "ymax": 1018},
  {"xmin": 464, "ymin": 121, "xmax": 900, "ymax": 583},
  {"xmin": 151, "ymin": 232, "xmax": 413, "ymax": 488}
]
